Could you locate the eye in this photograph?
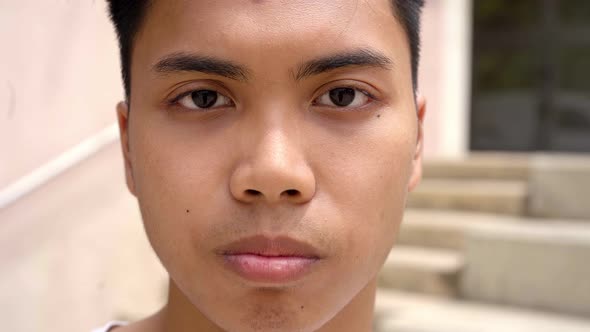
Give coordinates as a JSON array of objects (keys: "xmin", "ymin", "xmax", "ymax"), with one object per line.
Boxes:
[
  {"xmin": 177, "ymin": 89, "xmax": 233, "ymax": 110},
  {"xmin": 314, "ymin": 87, "xmax": 372, "ymax": 108}
]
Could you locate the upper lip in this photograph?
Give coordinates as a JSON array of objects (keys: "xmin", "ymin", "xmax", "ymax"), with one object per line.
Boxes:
[{"xmin": 216, "ymin": 235, "xmax": 323, "ymax": 258}]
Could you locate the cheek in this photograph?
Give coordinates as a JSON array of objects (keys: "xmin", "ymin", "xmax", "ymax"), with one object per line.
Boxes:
[
  {"xmin": 128, "ymin": 117, "xmax": 230, "ymax": 265},
  {"xmin": 314, "ymin": 110, "xmax": 417, "ymax": 269},
  {"xmin": 131, "ymin": 110, "xmax": 231, "ymax": 206}
]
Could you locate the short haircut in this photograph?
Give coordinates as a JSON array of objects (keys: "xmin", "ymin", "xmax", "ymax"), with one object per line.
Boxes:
[{"xmin": 107, "ymin": 0, "xmax": 425, "ymax": 99}]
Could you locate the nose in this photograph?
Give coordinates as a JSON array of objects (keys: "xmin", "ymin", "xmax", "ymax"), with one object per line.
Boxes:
[{"xmin": 229, "ymin": 127, "xmax": 316, "ymax": 205}]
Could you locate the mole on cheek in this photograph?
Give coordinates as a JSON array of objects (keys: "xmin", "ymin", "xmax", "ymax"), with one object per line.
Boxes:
[
  {"xmin": 377, "ymin": 114, "xmax": 381, "ymax": 118},
  {"xmin": 186, "ymin": 209, "xmax": 190, "ymax": 213}
]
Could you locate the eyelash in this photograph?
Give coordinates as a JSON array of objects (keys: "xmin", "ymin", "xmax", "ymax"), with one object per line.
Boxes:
[
  {"xmin": 167, "ymin": 89, "xmax": 227, "ymax": 106},
  {"xmin": 313, "ymin": 86, "xmax": 377, "ymax": 108},
  {"xmin": 166, "ymin": 84, "xmax": 379, "ymax": 111},
  {"xmin": 168, "ymin": 90, "xmax": 193, "ymax": 105},
  {"xmin": 164, "ymin": 87, "xmax": 233, "ymax": 113}
]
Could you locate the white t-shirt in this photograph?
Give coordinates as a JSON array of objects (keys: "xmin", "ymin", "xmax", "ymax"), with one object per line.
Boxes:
[{"xmin": 91, "ymin": 321, "xmax": 128, "ymax": 332}]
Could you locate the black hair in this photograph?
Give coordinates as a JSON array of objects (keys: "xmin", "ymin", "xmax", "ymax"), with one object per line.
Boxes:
[
  {"xmin": 107, "ymin": 0, "xmax": 425, "ymax": 99},
  {"xmin": 391, "ymin": 0, "xmax": 425, "ymax": 92}
]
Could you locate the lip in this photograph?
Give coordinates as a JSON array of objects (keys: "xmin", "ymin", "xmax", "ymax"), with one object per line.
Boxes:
[{"xmin": 216, "ymin": 235, "xmax": 323, "ymax": 284}]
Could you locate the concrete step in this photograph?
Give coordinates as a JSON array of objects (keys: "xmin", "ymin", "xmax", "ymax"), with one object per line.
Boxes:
[
  {"xmin": 397, "ymin": 209, "xmax": 526, "ymax": 250},
  {"xmin": 424, "ymin": 152, "xmax": 530, "ymax": 180},
  {"xmin": 378, "ymin": 246, "xmax": 463, "ymax": 298},
  {"xmin": 407, "ymin": 178, "xmax": 528, "ymax": 215},
  {"xmin": 396, "ymin": 209, "xmax": 590, "ymax": 317},
  {"xmin": 374, "ymin": 289, "xmax": 590, "ymax": 332},
  {"xmin": 461, "ymin": 219, "xmax": 590, "ymax": 317}
]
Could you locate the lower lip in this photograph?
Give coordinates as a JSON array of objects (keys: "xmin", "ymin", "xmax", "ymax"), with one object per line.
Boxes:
[{"xmin": 223, "ymin": 254, "xmax": 318, "ymax": 284}]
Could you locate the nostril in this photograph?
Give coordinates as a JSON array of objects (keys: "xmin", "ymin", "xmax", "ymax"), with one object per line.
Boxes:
[
  {"xmin": 245, "ymin": 189, "xmax": 261, "ymax": 196},
  {"xmin": 242, "ymin": 189, "xmax": 301, "ymax": 200},
  {"xmin": 284, "ymin": 189, "xmax": 300, "ymax": 197}
]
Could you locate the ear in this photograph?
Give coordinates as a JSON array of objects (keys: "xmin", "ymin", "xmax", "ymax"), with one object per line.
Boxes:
[
  {"xmin": 407, "ymin": 93, "xmax": 426, "ymax": 192},
  {"xmin": 117, "ymin": 101, "xmax": 137, "ymax": 196}
]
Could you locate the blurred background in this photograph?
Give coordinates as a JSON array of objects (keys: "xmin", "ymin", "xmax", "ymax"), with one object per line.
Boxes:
[{"xmin": 1, "ymin": 0, "xmax": 589, "ymax": 331}]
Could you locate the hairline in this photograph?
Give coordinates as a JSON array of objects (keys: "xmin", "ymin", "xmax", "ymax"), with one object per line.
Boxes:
[{"xmin": 117, "ymin": 0, "xmax": 421, "ymax": 101}]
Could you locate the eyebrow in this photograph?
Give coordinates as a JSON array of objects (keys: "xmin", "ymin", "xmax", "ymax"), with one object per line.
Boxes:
[
  {"xmin": 294, "ymin": 48, "xmax": 393, "ymax": 81},
  {"xmin": 152, "ymin": 48, "xmax": 393, "ymax": 82},
  {"xmin": 153, "ymin": 52, "xmax": 249, "ymax": 81}
]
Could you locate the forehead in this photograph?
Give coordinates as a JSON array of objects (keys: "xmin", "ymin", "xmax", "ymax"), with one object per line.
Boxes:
[{"xmin": 133, "ymin": 0, "xmax": 409, "ymax": 77}]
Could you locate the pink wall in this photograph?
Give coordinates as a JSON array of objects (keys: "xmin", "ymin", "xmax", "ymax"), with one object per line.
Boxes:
[
  {"xmin": 419, "ymin": 0, "xmax": 472, "ymax": 159},
  {"xmin": 0, "ymin": 1, "xmax": 123, "ymax": 189},
  {"xmin": 419, "ymin": 0, "xmax": 446, "ymax": 159}
]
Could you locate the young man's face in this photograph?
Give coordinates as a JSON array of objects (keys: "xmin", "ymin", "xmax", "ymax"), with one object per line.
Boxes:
[{"xmin": 118, "ymin": 0, "xmax": 424, "ymax": 331}]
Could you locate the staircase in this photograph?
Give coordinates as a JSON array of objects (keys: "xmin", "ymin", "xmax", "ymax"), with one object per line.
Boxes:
[{"xmin": 375, "ymin": 153, "xmax": 590, "ymax": 331}]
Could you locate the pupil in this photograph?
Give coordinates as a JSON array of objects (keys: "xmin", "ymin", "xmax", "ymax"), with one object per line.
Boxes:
[
  {"xmin": 192, "ymin": 90, "xmax": 218, "ymax": 108},
  {"xmin": 329, "ymin": 88, "xmax": 355, "ymax": 107}
]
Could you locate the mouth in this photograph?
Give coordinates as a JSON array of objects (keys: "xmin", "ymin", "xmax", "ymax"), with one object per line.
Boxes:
[{"xmin": 216, "ymin": 235, "xmax": 323, "ymax": 284}]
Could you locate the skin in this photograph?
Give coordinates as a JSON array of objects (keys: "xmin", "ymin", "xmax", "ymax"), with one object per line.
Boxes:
[{"xmin": 114, "ymin": 0, "xmax": 426, "ymax": 331}]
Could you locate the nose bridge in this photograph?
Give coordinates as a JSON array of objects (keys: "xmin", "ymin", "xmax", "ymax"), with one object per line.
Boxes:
[
  {"xmin": 230, "ymin": 109, "xmax": 315, "ymax": 204},
  {"xmin": 244, "ymin": 103, "xmax": 298, "ymax": 165},
  {"xmin": 255, "ymin": 121, "xmax": 297, "ymax": 169}
]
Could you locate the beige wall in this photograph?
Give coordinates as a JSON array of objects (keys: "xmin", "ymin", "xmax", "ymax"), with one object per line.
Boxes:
[{"xmin": 0, "ymin": 0, "xmax": 122, "ymax": 190}]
